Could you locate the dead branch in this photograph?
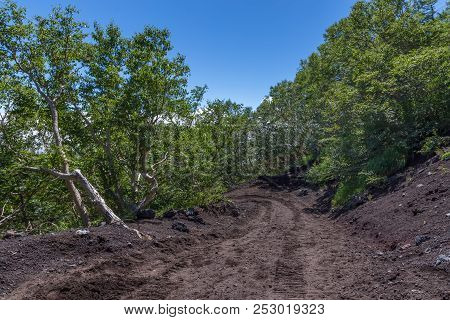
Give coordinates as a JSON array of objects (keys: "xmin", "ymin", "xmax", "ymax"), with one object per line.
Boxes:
[
  {"xmin": 25, "ymin": 166, "xmax": 77, "ymax": 180},
  {"xmin": 0, "ymin": 213, "xmax": 16, "ymax": 226},
  {"xmin": 0, "ymin": 202, "xmax": 19, "ymax": 226},
  {"xmin": 0, "ymin": 201, "xmax": 7, "ymax": 218},
  {"xmin": 150, "ymin": 152, "xmax": 170, "ymax": 171},
  {"xmin": 24, "ymin": 166, "xmax": 150, "ymax": 240}
]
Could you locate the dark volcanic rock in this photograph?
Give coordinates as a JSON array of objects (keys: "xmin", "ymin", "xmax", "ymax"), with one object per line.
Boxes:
[
  {"xmin": 415, "ymin": 235, "xmax": 431, "ymax": 246},
  {"xmin": 185, "ymin": 208, "xmax": 197, "ymax": 217},
  {"xmin": 136, "ymin": 209, "xmax": 155, "ymax": 220},
  {"xmin": 434, "ymin": 253, "xmax": 450, "ymax": 272},
  {"xmin": 187, "ymin": 215, "xmax": 205, "ymax": 224},
  {"xmin": 331, "ymin": 194, "xmax": 368, "ymax": 218},
  {"xmin": 163, "ymin": 209, "xmax": 178, "ymax": 219},
  {"xmin": 172, "ymin": 222, "xmax": 189, "ymax": 233},
  {"xmin": 184, "ymin": 208, "xmax": 205, "ymax": 224}
]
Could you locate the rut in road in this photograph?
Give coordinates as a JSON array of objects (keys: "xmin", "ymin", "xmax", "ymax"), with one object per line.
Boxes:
[
  {"xmin": 129, "ymin": 185, "xmax": 382, "ymax": 299},
  {"xmin": 3, "ymin": 159, "xmax": 449, "ymax": 300}
]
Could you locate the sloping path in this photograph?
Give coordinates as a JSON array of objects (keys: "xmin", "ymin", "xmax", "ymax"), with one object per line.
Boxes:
[
  {"xmin": 4, "ymin": 182, "xmax": 448, "ymax": 299},
  {"xmin": 148, "ymin": 186, "xmax": 383, "ymax": 299}
]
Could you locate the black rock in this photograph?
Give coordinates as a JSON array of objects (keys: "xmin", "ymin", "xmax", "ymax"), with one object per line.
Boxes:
[
  {"xmin": 136, "ymin": 209, "xmax": 155, "ymax": 220},
  {"xmin": 435, "ymin": 254, "xmax": 450, "ymax": 268},
  {"xmin": 185, "ymin": 208, "xmax": 197, "ymax": 217},
  {"xmin": 330, "ymin": 194, "xmax": 367, "ymax": 218},
  {"xmin": 172, "ymin": 221, "xmax": 189, "ymax": 233},
  {"xmin": 187, "ymin": 215, "xmax": 205, "ymax": 224},
  {"xmin": 415, "ymin": 235, "xmax": 431, "ymax": 246},
  {"xmin": 185, "ymin": 208, "xmax": 204, "ymax": 223},
  {"xmin": 97, "ymin": 235, "xmax": 106, "ymax": 244},
  {"xmin": 163, "ymin": 209, "xmax": 178, "ymax": 219}
]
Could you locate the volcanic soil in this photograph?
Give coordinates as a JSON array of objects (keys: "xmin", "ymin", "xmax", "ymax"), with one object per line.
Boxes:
[{"xmin": 0, "ymin": 156, "xmax": 449, "ymax": 299}]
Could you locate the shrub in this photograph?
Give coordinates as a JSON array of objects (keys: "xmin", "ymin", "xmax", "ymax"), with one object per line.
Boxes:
[
  {"xmin": 419, "ymin": 134, "xmax": 449, "ymax": 156},
  {"xmin": 332, "ymin": 175, "xmax": 367, "ymax": 207}
]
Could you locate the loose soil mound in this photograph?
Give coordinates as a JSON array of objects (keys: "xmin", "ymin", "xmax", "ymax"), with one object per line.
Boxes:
[
  {"xmin": 0, "ymin": 158, "xmax": 448, "ymax": 299},
  {"xmin": 338, "ymin": 156, "xmax": 450, "ymax": 274}
]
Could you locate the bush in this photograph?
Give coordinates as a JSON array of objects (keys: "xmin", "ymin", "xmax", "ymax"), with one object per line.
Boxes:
[
  {"xmin": 306, "ymin": 156, "xmax": 335, "ymax": 185},
  {"xmin": 366, "ymin": 146, "xmax": 406, "ymax": 177},
  {"xmin": 419, "ymin": 134, "xmax": 449, "ymax": 156},
  {"xmin": 332, "ymin": 175, "xmax": 367, "ymax": 207},
  {"xmin": 441, "ymin": 151, "xmax": 450, "ymax": 161}
]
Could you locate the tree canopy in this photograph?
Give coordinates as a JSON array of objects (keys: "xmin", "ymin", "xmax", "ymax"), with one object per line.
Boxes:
[{"xmin": 0, "ymin": 0, "xmax": 448, "ymax": 233}]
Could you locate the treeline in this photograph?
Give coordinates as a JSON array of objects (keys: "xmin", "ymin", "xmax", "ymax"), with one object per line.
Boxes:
[
  {"xmin": 256, "ymin": 0, "xmax": 449, "ymax": 205},
  {"xmin": 0, "ymin": 1, "xmax": 257, "ymax": 232},
  {"xmin": 0, "ymin": 0, "xmax": 449, "ymax": 233}
]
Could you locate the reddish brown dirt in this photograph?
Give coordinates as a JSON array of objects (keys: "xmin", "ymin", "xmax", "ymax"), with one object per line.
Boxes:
[{"xmin": 0, "ymin": 158, "xmax": 449, "ymax": 300}]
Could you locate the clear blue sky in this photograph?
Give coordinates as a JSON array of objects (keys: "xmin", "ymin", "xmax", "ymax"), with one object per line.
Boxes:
[{"xmin": 14, "ymin": 0, "xmax": 447, "ymax": 108}]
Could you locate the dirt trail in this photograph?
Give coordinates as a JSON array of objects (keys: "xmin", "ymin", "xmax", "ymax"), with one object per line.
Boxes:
[
  {"xmin": 1, "ymin": 159, "xmax": 449, "ymax": 299},
  {"xmin": 155, "ymin": 186, "xmax": 391, "ymax": 299}
]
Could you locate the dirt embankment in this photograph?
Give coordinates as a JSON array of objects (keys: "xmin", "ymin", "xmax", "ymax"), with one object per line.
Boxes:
[{"xmin": 0, "ymin": 158, "xmax": 449, "ymax": 299}]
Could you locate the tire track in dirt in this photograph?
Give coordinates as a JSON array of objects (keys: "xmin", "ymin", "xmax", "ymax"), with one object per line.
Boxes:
[
  {"xmin": 223, "ymin": 188, "xmax": 383, "ymax": 299},
  {"xmin": 4, "ymin": 177, "xmax": 448, "ymax": 300},
  {"xmin": 125, "ymin": 186, "xmax": 382, "ymax": 299},
  {"xmin": 146, "ymin": 188, "xmax": 309, "ymax": 299}
]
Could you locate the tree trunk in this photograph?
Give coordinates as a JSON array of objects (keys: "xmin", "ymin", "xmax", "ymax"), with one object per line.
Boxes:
[
  {"xmin": 11, "ymin": 48, "xmax": 90, "ymax": 227},
  {"xmin": 135, "ymin": 149, "xmax": 168, "ymax": 212},
  {"xmin": 25, "ymin": 166, "xmax": 149, "ymax": 239},
  {"xmin": 104, "ymin": 130, "xmax": 130, "ymax": 213},
  {"xmin": 72, "ymin": 170, "xmax": 122, "ymax": 224},
  {"xmin": 136, "ymin": 172, "xmax": 158, "ymax": 211},
  {"xmin": 72, "ymin": 170, "xmax": 148, "ymax": 239},
  {"xmin": 65, "ymin": 180, "xmax": 90, "ymax": 227},
  {"xmin": 48, "ymin": 102, "xmax": 90, "ymax": 227}
]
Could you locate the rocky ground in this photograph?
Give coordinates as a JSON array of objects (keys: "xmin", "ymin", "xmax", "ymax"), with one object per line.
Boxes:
[{"xmin": 0, "ymin": 156, "xmax": 448, "ymax": 299}]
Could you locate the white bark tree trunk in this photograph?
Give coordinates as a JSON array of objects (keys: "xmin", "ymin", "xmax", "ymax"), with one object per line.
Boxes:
[
  {"xmin": 72, "ymin": 170, "xmax": 122, "ymax": 224},
  {"xmin": 48, "ymin": 101, "xmax": 90, "ymax": 227},
  {"xmin": 25, "ymin": 167, "xmax": 149, "ymax": 239},
  {"xmin": 9, "ymin": 49, "xmax": 90, "ymax": 227},
  {"xmin": 135, "ymin": 150, "xmax": 168, "ymax": 212}
]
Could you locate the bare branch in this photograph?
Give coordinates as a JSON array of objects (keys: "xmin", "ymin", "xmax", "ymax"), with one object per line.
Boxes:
[
  {"xmin": 0, "ymin": 202, "xmax": 19, "ymax": 226},
  {"xmin": 150, "ymin": 152, "xmax": 169, "ymax": 172},
  {"xmin": 0, "ymin": 201, "xmax": 8, "ymax": 218},
  {"xmin": 0, "ymin": 213, "xmax": 16, "ymax": 226},
  {"xmin": 136, "ymin": 152, "xmax": 169, "ymax": 211},
  {"xmin": 24, "ymin": 166, "xmax": 77, "ymax": 180}
]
